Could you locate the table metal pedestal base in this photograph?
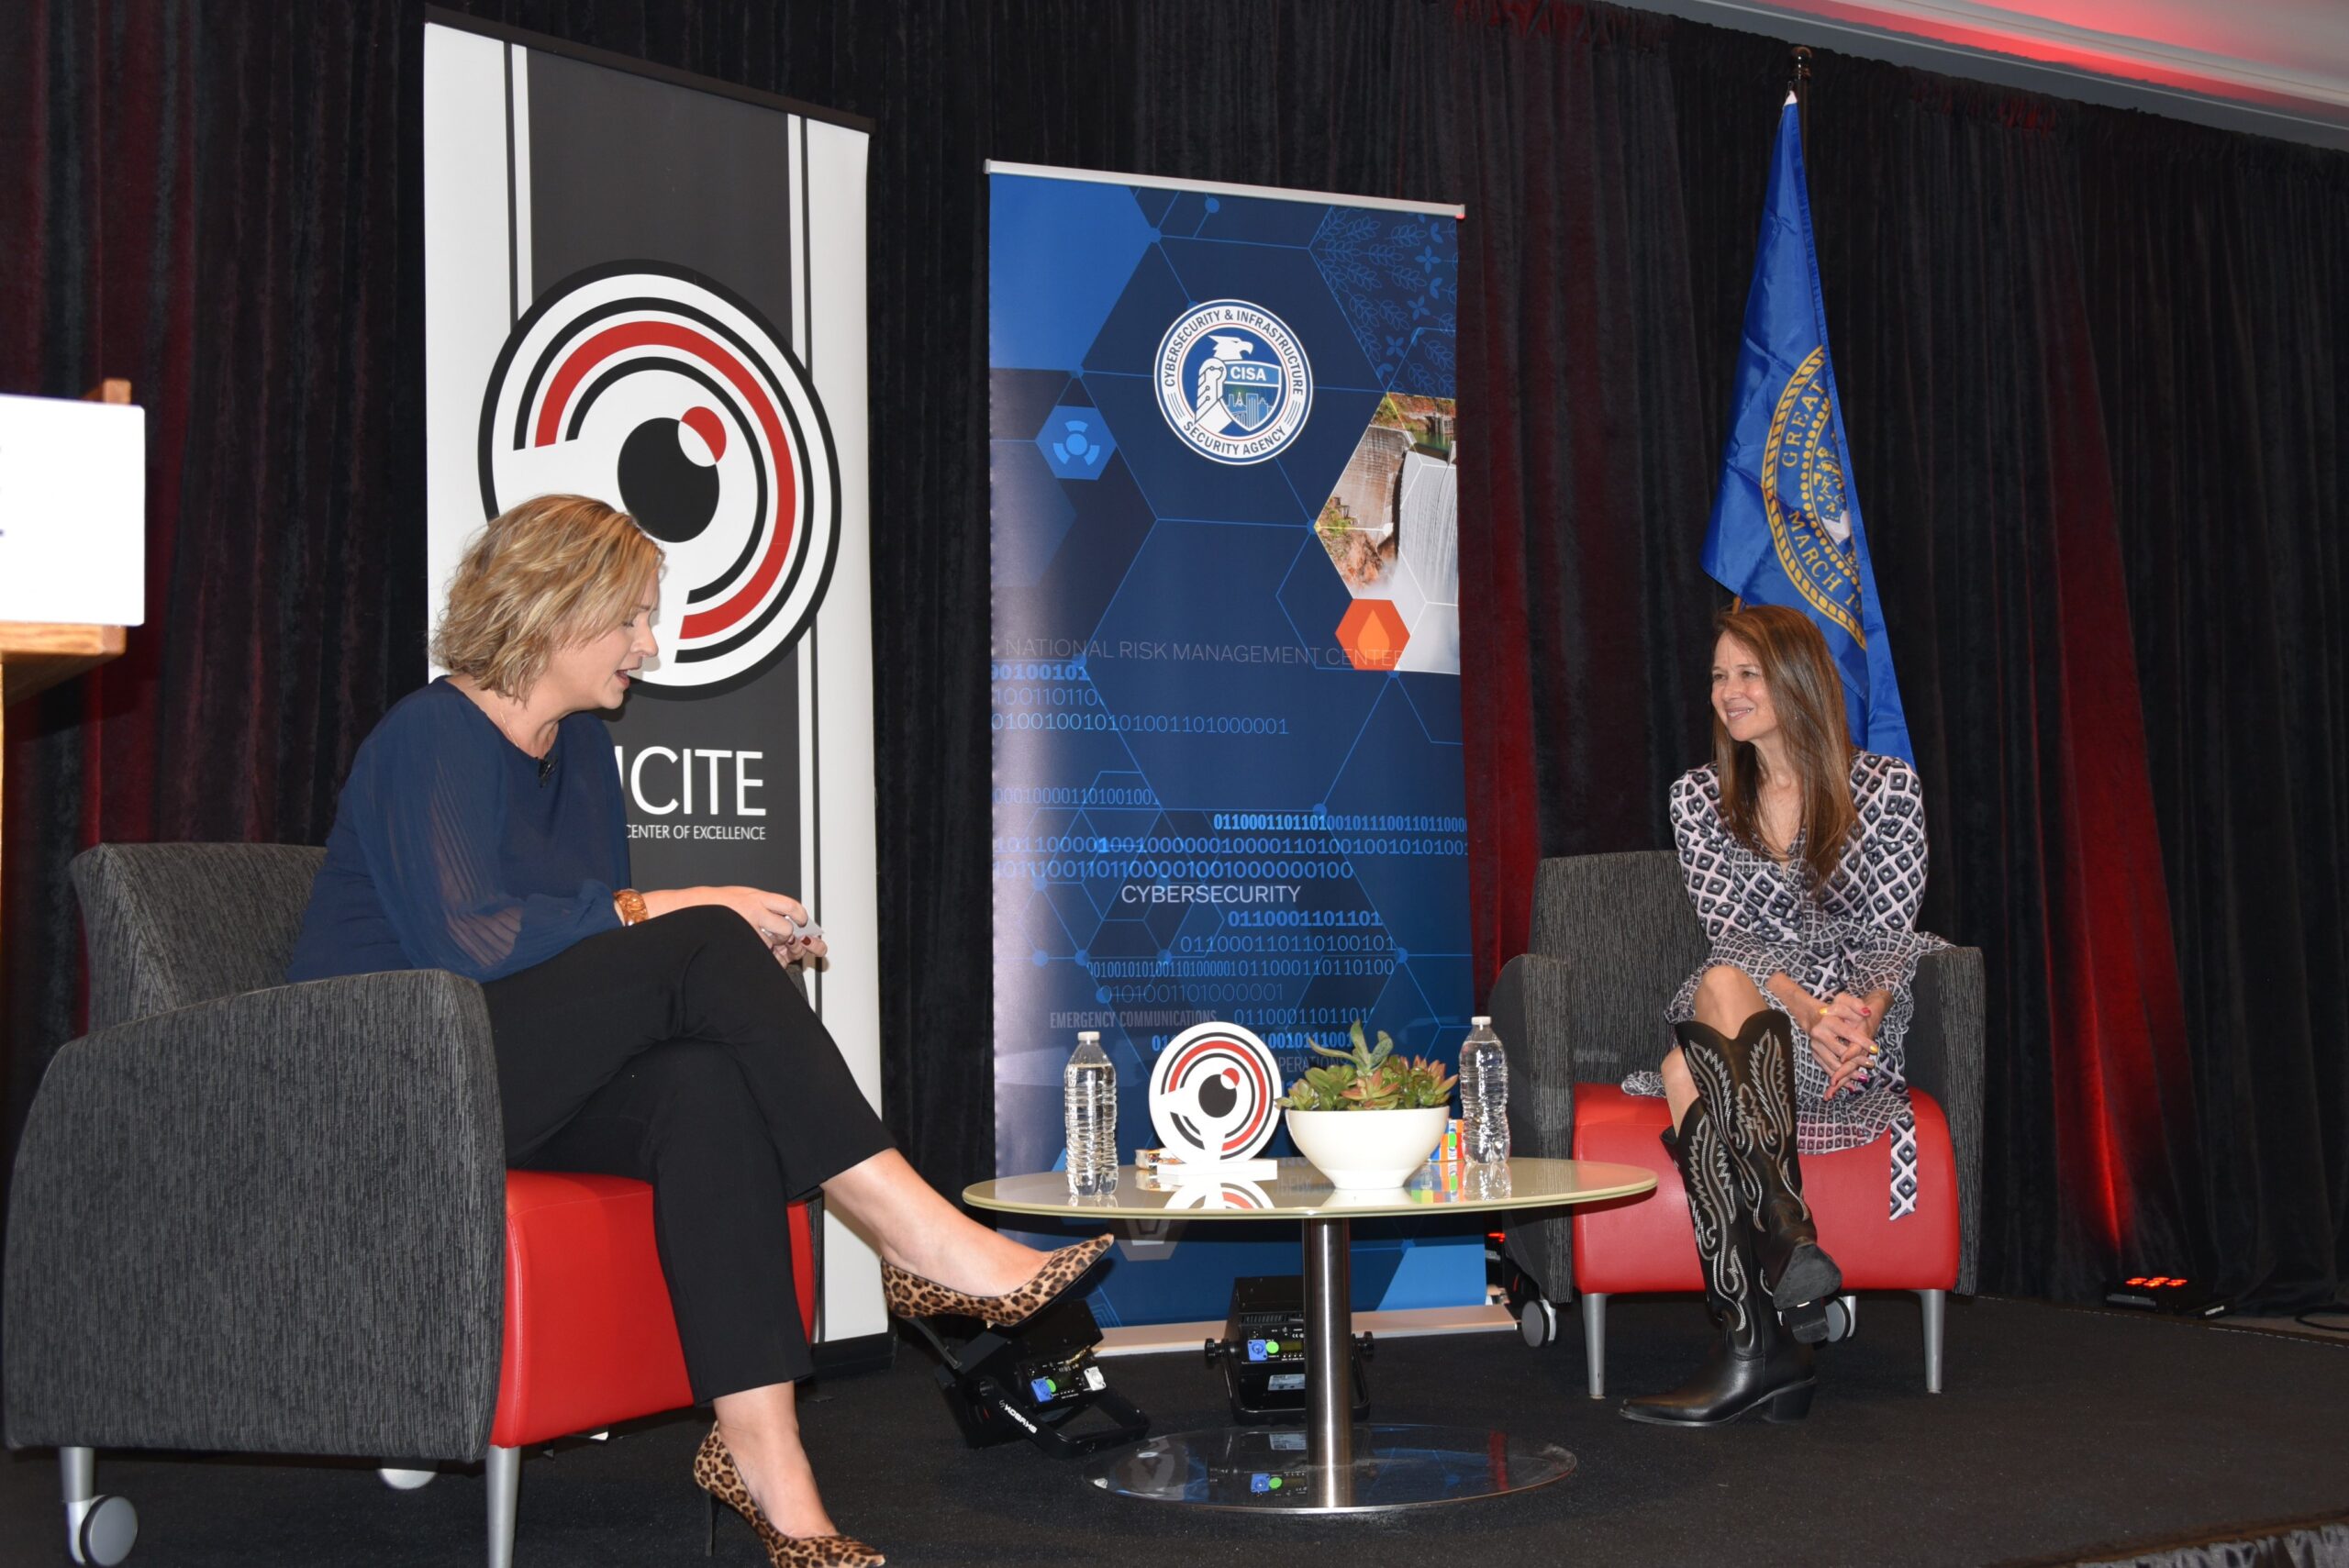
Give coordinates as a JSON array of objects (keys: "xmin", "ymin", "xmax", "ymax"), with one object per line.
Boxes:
[{"xmin": 1085, "ymin": 1424, "xmax": 1576, "ymax": 1512}]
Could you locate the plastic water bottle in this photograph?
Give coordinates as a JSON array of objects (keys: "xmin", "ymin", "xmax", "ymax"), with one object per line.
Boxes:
[
  {"xmin": 1063, "ymin": 1031, "xmax": 1119, "ymax": 1195},
  {"xmin": 1459, "ymin": 1015, "xmax": 1510, "ymax": 1165}
]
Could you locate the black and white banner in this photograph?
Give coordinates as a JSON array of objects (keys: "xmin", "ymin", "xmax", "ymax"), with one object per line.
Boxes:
[{"xmin": 423, "ymin": 17, "xmax": 882, "ymax": 1343}]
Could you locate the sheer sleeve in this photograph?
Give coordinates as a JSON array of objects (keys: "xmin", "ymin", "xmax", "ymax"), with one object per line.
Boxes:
[{"xmin": 348, "ymin": 700, "xmax": 623, "ymax": 983}]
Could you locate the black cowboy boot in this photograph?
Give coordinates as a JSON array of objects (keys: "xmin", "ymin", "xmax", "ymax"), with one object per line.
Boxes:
[
  {"xmin": 1675, "ymin": 1011, "xmax": 1842, "ymax": 1341},
  {"xmin": 1620, "ymin": 1095, "xmax": 1817, "ymax": 1426}
]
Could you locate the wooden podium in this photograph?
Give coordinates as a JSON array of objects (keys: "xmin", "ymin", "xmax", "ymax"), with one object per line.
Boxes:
[
  {"xmin": 2, "ymin": 623, "xmax": 128, "ymax": 709},
  {"xmin": 0, "ymin": 626, "xmax": 128, "ymax": 898},
  {"xmin": 0, "ymin": 624, "xmax": 127, "ymax": 938},
  {"xmin": 0, "ymin": 380, "xmax": 137, "ymax": 907}
]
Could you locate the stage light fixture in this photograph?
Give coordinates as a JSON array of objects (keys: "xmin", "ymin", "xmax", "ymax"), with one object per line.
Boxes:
[
  {"xmin": 2104, "ymin": 1274, "xmax": 2228, "ymax": 1317},
  {"xmin": 1203, "ymin": 1275, "xmax": 1371, "ymax": 1424}
]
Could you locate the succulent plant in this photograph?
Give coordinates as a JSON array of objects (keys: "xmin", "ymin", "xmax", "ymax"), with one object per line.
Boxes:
[{"xmin": 1276, "ymin": 1019, "xmax": 1459, "ymax": 1112}]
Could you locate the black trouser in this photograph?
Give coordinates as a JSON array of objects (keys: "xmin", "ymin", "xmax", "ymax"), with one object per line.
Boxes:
[{"xmin": 483, "ymin": 906, "xmax": 893, "ymax": 1400}]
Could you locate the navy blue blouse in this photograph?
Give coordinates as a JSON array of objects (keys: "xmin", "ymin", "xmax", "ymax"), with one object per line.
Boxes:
[{"xmin": 286, "ymin": 678, "xmax": 630, "ymax": 984}]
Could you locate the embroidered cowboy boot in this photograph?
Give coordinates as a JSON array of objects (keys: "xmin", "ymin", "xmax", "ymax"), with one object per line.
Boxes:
[
  {"xmin": 1620, "ymin": 1095, "xmax": 1817, "ymax": 1426},
  {"xmin": 1674, "ymin": 1011, "xmax": 1842, "ymax": 1340}
]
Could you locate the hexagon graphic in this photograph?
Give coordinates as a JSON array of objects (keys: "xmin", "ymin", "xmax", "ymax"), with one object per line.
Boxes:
[
  {"xmin": 1037, "ymin": 403, "xmax": 1118, "ymax": 481},
  {"xmin": 1311, "ymin": 398, "xmax": 1456, "ymax": 585},
  {"xmin": 1336, "ymin": 598, "xmax": 1410, "ymax": 672},
  {"xmin": 1315, "ymin": 421, "xmax": 1409, "ymax": 595},
  {"xmin": 1308, "ymin": 393, "xmax": 1460, "ymax": 674}
]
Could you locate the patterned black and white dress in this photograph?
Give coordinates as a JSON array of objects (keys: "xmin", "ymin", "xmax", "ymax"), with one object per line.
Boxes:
[{"xmin": 1625, "ymin": 751, "xmax": 1947, "ymax": 1219}]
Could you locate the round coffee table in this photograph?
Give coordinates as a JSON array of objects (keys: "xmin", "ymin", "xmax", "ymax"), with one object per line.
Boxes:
[{"xmin": 963, "ymin": 1155, "xmax": 1655, "ymax": 1512}]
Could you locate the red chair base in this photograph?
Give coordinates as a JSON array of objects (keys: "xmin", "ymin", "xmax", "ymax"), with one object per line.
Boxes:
[
  {"xmin": 1571, "ymin": 1085, "xmax": 1959, "ymax": 1296},
  {"xmin": 492, "ymin": 1173, "xmax": 816, "ymax": 1450}
]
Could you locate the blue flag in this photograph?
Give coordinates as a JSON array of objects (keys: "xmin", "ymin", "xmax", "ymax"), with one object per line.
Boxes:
[{"xmin": 1704, "ymin": 97, "xmax": 1913, "ymax": 764}]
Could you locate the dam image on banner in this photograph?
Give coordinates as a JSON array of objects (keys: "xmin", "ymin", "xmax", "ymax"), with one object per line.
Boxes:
[{"xmin": 987, "ymin": 166, "xmax": 1473, "ymax": 1325}]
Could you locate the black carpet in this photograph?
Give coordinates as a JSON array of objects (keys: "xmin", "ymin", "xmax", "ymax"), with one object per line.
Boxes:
[{"xmin": 6, "ymin": 1297, "xmax": 2345, "ymax": 1567}]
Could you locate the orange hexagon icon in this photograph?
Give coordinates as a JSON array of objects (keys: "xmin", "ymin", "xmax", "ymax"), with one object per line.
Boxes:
[{"xmin": 1335, "ymin": 598, "xmax": 1410, "ymax": 672}]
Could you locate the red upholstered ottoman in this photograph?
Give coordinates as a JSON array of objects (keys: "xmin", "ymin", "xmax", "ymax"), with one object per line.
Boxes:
[
  {"xmin": 1568, "ymin": 1084, "xmax": 1958, "ymax": 1396},
  {"xmin": 491, "ymin": 1173, "xmax": 817, "ymax": 1450}
]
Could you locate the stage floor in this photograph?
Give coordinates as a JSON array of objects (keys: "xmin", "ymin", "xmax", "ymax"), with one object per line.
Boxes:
[{"xmin": 4, "ymin": 1296, "xmax": 2344, "ymax": 1566}]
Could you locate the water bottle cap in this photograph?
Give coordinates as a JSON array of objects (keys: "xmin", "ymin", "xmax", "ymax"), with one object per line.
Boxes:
[
  {"xmin": 1077, "ymin": 1030, "xmax": 1100, "ymax": 1043},
  {"xmin": 1472, "ymin": 1016, "xmax": 1491, "ymax": 1028}
]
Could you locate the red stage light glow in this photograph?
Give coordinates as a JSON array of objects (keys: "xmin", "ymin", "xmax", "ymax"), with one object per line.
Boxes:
[{"xmin": 1752, "ymin": 0, "xmax": 2341, "ymax": 120}]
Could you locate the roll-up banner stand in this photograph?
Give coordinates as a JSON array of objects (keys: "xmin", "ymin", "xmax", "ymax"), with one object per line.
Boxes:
[
  {"xmin": 423, "ymin": 15, "xmax": 885, "ymax": 1357},
  {"xmin": 988, "ymin": 163, "xmax": 1478, "ymax": 1326}
]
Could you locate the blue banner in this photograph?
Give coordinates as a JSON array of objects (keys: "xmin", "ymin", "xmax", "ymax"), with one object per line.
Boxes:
[
  {"xmin": 988, "ymin": 166, "xmax": 1477, "ymax": 1325},
  {"xmin": 1704, "ymin": 100, "xmax": 1913, "ymax": 762}
]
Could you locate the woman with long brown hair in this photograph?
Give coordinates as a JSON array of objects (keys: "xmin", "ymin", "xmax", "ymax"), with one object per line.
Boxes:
[{"xmin": 1620, "ymin": 604, "xmax": 1945, "ymax": 1428}]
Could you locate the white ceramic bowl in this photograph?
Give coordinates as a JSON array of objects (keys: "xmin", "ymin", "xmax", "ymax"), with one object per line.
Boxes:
[{"xmin": 1285, "ymin": 1106, "xmax": 1449, "ymax": 1189}]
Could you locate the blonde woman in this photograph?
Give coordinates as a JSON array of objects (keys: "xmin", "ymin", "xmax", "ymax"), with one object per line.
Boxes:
[{"xmin": 288, "ymin": 495, "xmax": 1106, "ymax": 1567}]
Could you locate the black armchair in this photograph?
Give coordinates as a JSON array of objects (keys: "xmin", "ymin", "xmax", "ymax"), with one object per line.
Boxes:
[{"xmin": 5, "ymin": 843, "xmax": 506, "ymax": 1563}]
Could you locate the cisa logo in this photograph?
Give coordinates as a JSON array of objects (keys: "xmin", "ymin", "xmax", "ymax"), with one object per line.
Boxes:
[
  {"xmin": 1154, "ymin": 299, "xmax": 1313, "ymax": 466},
  {"xmin": 478, "ymin": 262, "xmax": 840, "ymax": 693}
]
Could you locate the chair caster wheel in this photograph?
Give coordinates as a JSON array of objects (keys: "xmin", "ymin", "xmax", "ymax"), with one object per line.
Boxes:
[
  {"xmin": 378, "ymin": 1467, "xmax": 439, "ymax": 1490},
  {"xmin": 1822, "ymin": 1295, "xmax": 1858, "ymax": 1343},
  {"xmin": 75, "ymin": 1495, "xmax": 137, "ymax": 1566},
  {"xmin": 1519, "ymin": 1297, "xmax": 1558, "ymax": 1348}
]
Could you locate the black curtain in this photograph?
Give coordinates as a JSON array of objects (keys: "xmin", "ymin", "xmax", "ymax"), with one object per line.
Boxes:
[
  {"xmin": 1, "ymin": 0, "xmax": 428, "ymax": 1142},
  {"xmin": 2078, "ymin": 121, "xmax": 2349, "ymax": 1307},
  {"xmin": 5, "ymin": 0, "xmax": 2343, "ymax": 1309}
]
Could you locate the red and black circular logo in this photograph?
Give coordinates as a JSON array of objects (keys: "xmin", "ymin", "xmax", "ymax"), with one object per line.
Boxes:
[
  {"xmin": 1149, "ymin": 1022, "xmax": 1284, "ymax": 1162},
  {"xmin": 478, "ymin": 261, "xmax": 840, "ymax": 692}
]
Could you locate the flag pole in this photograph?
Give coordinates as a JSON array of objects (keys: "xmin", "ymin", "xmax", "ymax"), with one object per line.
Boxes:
[{"xmin": 1790, "ymin": 45, "xmax": 1812, "ymax": 148}]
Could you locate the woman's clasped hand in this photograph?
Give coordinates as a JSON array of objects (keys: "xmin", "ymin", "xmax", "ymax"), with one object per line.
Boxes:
[
  {"xmin": 643, "ymin": 885, "xmax": 830, "ymax": 964},
  {"xmin": 1803, "ymin": 991, "xmax": 1877, "ymax": 1098}
]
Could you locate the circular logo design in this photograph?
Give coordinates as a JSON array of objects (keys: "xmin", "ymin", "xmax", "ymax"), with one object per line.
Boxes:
[
  {"xmin": 1762, "ymin": 346, "xmax": 1863, "ymax": 641},
  {"xmin": 1154, "ymin": 299, "xmax": 1313, "ymax": 466},
  {"xmin": 478, "ymin": 261, "xmax": 841, "ymax": 692},
  {"xmin": 1149, "ymin": 1021, "xmax": 1284, "ymax": 1163}
]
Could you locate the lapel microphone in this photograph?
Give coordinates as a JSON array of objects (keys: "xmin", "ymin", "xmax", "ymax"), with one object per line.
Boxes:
[{"xmin": 537, "ymin": 753, "xmax": 556, "ymax": 786}]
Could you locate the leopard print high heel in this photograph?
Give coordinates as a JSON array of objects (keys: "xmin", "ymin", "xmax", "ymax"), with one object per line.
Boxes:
[
  {"xmin": 879, "ymin": 1233, "xmax": 1113, "ymax": 1328},
  {"xmin": 694, "ymin": 1426, "xmax": 884, "ymax": 1568}
]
